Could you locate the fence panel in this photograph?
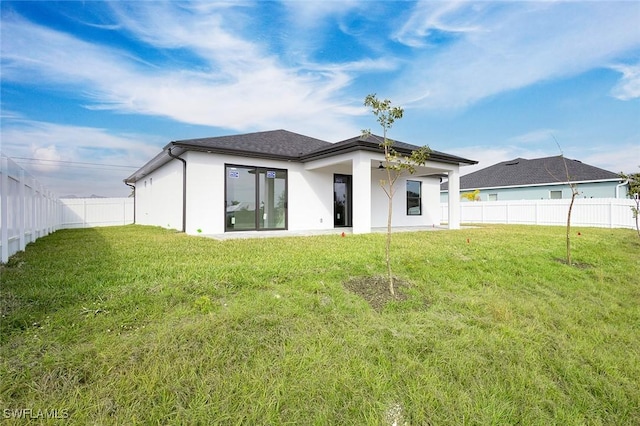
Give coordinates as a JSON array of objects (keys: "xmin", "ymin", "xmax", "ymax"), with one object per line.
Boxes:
[
  {"xmin": 1, "ymin": 155, "xmax": 61, "ymax": 263},
  {"xmin": 60, "ymin": 198, "xmax": 133, "ymax": 228},
  {"xmin": 1, "ymin": 154, "xmax": 135, "ymax": 263},
  {"xmin": 442, "ymin": 198, "xmax": 636, "ymax": 229}
]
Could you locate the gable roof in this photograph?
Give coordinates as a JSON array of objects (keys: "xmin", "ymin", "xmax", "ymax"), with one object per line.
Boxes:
[
  {"xmin": 441, "ymin": 155, "xmax": 621, "ymax": 191},
  {"xmin": 125, "ymin": 129, "xmax": 476, "ymax": 183}
]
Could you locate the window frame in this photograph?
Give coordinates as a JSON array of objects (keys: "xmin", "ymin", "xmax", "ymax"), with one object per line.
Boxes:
[
  {"xmin": 406, "ymin": 180, "xmax": 422, "ymax": 216},
  {"xmin": 549, "ymin": 190, "xmax": 563, "ymax": 200},
  {"xmin": 224, "ymin": 164, "xmax": 288, "ymax": 232}
]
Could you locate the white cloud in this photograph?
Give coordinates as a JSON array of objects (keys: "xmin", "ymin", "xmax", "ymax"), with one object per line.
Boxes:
[
  {"xmin": 282, "ymin": 0, "xmax": 362, "ymax": 28},
  {"xmin": 610, "ymin": 63, "xmax": 640, "ymax": 100},
  {"xmin": 1, "ymin": 7, "xmax": 363, "ymax": 141},
  {"xmin": 580, "ymin": 143, "xmax": 640, "ymax": 175},
  {"xmin": 393, "ymin": 1, "xmax": 481, "ymax": 48},
  {"xmin": 1, "ymin": 119, "xmax": 161, "ymax": 197},
  {"xmin": 392, "ymin": 1, "xmax": 640, "ymax": 110},
  {"xmin": 508, "ymin": 129, "xmax": 557, "ymax": 145},
  {"xmin": 30, "ymin": 145, "xmax": 62, "ymax": 173}
]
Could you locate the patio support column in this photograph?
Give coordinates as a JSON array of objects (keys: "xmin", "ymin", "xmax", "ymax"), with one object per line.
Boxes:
[
  {"xmin": 448, "ymin": 169, "xmax": 461, "ymax": 229},
  {"xmin": 352, "ymin": 152, "xmax": 372, "ymax": 234}
]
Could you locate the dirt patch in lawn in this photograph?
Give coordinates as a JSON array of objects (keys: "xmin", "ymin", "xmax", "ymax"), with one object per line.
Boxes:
[
  {"xmin": 553, "ymin": 258, "xmax": 593, "ymax": 269},
  {"xmin": 343, "ymin": 275, "xmax": 409, "ymax": 312}
]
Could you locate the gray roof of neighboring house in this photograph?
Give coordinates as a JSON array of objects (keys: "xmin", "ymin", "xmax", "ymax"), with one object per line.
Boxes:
[
  {"xmin": 441, "ymin": 155, "xmax": 622, "ymax": 191},
  {"xmin": 125, "ymin": 129, "xmax": 476, "ymax": 183}
]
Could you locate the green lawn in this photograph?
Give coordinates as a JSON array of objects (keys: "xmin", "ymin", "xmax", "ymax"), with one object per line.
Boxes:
[{"xmin": 1, "ymin": 225, "xmax": 639, "ymax": 425}]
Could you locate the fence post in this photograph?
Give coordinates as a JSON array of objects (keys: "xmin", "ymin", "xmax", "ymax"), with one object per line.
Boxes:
[
  {"xmin": 1, "ymin": 156, "xmax": 9, "ymax": 263},
  {"xmin": 609, "ymin": 199, "xmax": 614, "ymax": 229},
  {"xmin": 31, "ymin": 178, "xmax": 37, "ymax": 241},
  {"xmin": 37, "ymin": 185, "xmax": 41, "ymax": 238},
  {"xmin": 19, "ymin": 169, "xmax": 25, "ymax": 252}
]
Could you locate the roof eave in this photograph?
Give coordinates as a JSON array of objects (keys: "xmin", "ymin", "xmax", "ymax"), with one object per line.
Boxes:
[
  {"xmin": 169, "ymin": 142, "xmax": 301, "ymax": 162},
  {"xmin": 124, "ymin": 142, "xmax": 303, "ymax": 184},
  {"xmin": 302, "ymin": 138, "xmax": 477, "ymax": 165}
]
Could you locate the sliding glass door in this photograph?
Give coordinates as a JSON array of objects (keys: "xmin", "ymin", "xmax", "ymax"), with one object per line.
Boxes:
[
  {"xmin": 258, "ymin": 169, "xmax": 287, "ymax": 229},
  {"xmin": 225, "ymin": 165, "xmax": 287, "ymax": 231}
]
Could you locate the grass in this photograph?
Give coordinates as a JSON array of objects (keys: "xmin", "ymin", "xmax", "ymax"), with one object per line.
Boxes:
[{"xmin": 1, "ymin": 224, "xmax": 639, "ymax": 425}]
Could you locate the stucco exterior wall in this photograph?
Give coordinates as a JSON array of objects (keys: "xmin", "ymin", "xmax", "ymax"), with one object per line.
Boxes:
[
  {"xmin": 134, "ymin": 159, "xmax": 183, "ymax": 229},
  {"xmin": 136, "ymin": 150, "xmax": 458, "ymax": 235},
  {"xmin": 370, "ymin": 172, "xmax": 441, "ymax": 228},
  {"xmin": 288, "ymin": 168, "xmax": 334, "ymax": 232},
  {"xmin": 183, "ymin": 151, "xmax": 225, "ymax": 234},
  {"xmin": 442, "ymin": 181, "xmax": 624, "ymax": 203},
  {"xmin": 183, "ymin": 152, "xmax": 335, "ymax": 235}
]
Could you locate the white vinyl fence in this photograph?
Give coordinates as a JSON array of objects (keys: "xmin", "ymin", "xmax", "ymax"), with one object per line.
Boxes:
[
  {"xmin": 1, "ymin": 154, "xmax": 133, "ymax": 263},
  {"xmin": 60, "ymin": 198, "xmax": 133, "ymax": 229},
  {"xmin": 441, "ymin": 198, "xmax": 637, "ymax": 229},
  {"xmin": 1, "ymin": 155, "xmax": 61, "ymax": 264}
]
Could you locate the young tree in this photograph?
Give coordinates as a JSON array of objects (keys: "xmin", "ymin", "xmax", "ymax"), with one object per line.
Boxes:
[
  {"xmin": 562, "ymin": 158, "xmax": 580, "ymax": 266},
  {"xmin": 363, "ymin": 94, "xmax": 431, "ymax": 295},
  {"xmin": 619, "ymin": 169, "xmax": 640, "ymax": 237},
  {"xmin": 547, "ymin": 137, "xmax": 579, "ymax": 265}
]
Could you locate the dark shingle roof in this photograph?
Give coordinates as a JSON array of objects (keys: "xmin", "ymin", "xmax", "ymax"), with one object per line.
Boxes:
[
  {"xmin": 125, "ymin": 129, "xmax": 476, "ymax": 183},
  {"xmin": 172, "ymin": 129, "xmax": 332, "ymax": 159},
  {"xmin": 304, "ymin": 133, "xmax": 477, "ymax": 165},
  {"xmin": 441, "ymin": 156, "xmax": 621, "ymax": 190}
]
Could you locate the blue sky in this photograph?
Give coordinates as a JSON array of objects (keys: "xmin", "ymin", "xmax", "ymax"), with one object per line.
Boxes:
[{"xmin": 1, "ymin": 1, "xmax": 639, "ymax": 197}]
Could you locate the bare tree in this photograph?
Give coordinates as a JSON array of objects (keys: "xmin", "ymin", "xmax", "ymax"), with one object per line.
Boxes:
[
  {"xmin": 547, "ymin": 137, "xmax": 579, "ymax": 265},
  {"xmin": 363, "ymin": 94, "xmax": 430, "ymax": 295}
]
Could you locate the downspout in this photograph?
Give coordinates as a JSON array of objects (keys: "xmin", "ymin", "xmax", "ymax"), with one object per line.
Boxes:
[
  {"xmin": 167, "ymin": 147, "xmax": 187, "ymax": 233},
  {"xmin": 616, "ymin": 180, "xmax": 629, "ymax": 199},
  {"xmin": 125, "ymin": 182, "xmax": 136, "ymax": 224}
]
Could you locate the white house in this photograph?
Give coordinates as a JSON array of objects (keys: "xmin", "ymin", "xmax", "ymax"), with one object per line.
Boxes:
[{"xmin": 125, "ymin": 130, "xmax": 477, "ymax": 236}]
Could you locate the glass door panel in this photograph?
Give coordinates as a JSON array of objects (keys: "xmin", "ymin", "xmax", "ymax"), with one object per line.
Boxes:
[
  {"xmin": 334, "ymin": 174, "xmax": 352, "ymax": 227},
  {"xmin": 258, "ymin": 169, "xmax": 287, "ymax": 229},
  {"xmin": 226, "ymin": 166, "xmax": 256, "ymax": 230}
]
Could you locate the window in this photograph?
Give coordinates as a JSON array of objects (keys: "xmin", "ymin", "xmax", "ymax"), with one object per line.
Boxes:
[
  {"xmin": 225, "ymin": 165, "xmax": 287, "ymax": 231},
  {"xmin": 488, "ymin": 193, "xmax": 498, "ymax": 201},
  {"xmin": 406, "ymin": 180, "xmax": 421, "ymax": 215},
  {"xmin": 550, "ymin": 190, "xmax": 563, "ymax": 199}
]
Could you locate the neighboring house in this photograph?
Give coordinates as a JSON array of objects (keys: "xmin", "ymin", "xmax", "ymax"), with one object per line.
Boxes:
[
  {"xmin": 440, "ymin": 155, "xmax": 628, "ymax": 202},
  {"xmin": 125, "ymin": 129, "xmax": 476, "ymax": 235}
]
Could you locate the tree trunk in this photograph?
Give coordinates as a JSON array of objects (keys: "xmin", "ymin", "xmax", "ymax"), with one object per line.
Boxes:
[
  {"xmin": 386, "ymin": 188, "xmax": 394, "ymax": 296},
  {"xmin": 634, "ymin": 201, "xmax": 640, "ymax": 238},
  {"xmin": 566, "ymin": 190, "xmax": 577, "ymax": 265},
  {"xmin": 385, "ymin": 156, "xmax": 395, "ymax": 296}
]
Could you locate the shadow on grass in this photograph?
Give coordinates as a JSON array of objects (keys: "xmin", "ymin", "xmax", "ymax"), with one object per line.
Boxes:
[{"xmin": 0, "ymin": 227, "xmax": 116, "ymax": 341}]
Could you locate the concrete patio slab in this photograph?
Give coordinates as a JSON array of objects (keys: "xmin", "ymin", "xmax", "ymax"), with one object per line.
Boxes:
[{"xmin": 201, "ymin": 225, "xmax": 455, "ymax": 241}]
